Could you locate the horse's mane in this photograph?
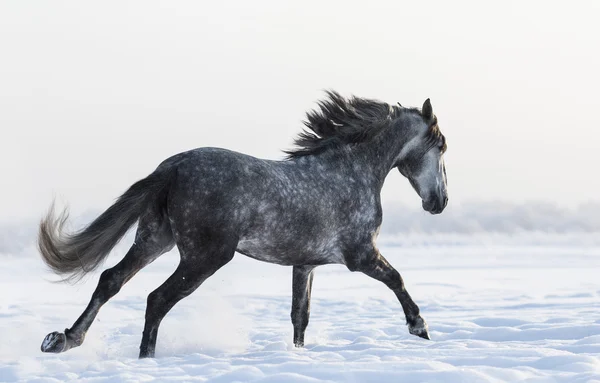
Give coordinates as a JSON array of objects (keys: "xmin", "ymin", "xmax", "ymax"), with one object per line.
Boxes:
[{"xmin": 284, "ymin": 91, "xmax": 404, "ymax": 159}]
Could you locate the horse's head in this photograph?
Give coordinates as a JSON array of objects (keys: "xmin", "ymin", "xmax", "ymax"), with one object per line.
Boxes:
[{"xmin": 395, "ymin": 99, "xmax": 448, "ymax": 214}]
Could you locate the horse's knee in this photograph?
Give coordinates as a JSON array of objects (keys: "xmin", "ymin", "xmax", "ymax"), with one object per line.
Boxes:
[{"xmin": 385, "ymin": 269, "xmax": 404, "ymax": 291}]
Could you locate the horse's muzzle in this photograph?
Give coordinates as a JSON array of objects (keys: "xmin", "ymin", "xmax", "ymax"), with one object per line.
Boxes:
[{"xmin": 422, "ymin": 195, "xmax": 448, "ymax": 215}]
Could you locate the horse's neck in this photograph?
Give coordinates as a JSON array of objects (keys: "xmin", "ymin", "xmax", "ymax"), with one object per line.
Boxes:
[
  {"xmin": 345, "ymin": 127, "xmax": 413, "ymax": 190},
  {"xmin": 297, "ymin": 128, "xmax": 411, "ymax": 193}
]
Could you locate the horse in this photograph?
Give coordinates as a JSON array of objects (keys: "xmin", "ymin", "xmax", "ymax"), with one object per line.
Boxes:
[{"xmin": 38, "ymin": 91, "xmax": 448, "ymax": 358}]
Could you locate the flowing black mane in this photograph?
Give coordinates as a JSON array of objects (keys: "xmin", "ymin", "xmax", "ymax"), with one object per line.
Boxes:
[{"xmin": 284, "ymin": 91, "xmax": 404, "ymax": 158}]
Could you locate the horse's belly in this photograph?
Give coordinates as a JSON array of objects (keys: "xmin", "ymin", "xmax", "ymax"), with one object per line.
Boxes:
[{"xmin": 236, "ymin": 237, "xmax": 344, "ymax": 266}]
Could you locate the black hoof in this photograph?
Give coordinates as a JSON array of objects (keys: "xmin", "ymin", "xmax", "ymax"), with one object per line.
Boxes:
[
  {"xmin": 41, "ymin": 331, "xmax": 67, "ymax": 353},
  {"xmin": 294, "ymin": 341, "xmax": 304, "ymax": 348},
  {"xmin": 414, "ymin": 329, "xmax": 431, "ymax": 340},
  {"xmin": 139, "ymin": 349, "xmax": 155, "ymax": 359},
  {"xmin": 408, "ymin": 316, "xmax": 431, "ymax": 340}
]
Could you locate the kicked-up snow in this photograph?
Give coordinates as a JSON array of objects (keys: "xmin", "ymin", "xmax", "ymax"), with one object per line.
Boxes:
[{"xmin": 1, "ymin": 233, "xmax": 599, "ymax": 382}]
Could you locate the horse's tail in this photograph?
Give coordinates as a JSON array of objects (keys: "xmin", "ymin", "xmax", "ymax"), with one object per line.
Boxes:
[{"xmin": 38, "ymin": 169, "xmax": 173, "ymax": 282}]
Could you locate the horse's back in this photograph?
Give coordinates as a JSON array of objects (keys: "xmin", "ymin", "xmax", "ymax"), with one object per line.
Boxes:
[{"xmin": 161, "ymin": 147, "xmax": 286, "ymax": 230}]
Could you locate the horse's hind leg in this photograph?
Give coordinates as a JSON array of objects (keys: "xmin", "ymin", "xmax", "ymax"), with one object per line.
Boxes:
[
  {"xmin": 291, "ymin": 265, "xmax": 316, "ymax": 347},
  {"xmin": 138, "ymin": 233, "xmax": 237, "ymax": 358},
  {"xmin": 41, "ymin": 214, "xmax": 174, "ymax": 353}
]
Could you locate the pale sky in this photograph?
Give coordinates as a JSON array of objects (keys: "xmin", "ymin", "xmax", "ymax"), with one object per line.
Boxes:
[{"xmin": 1, "ymin": 1, "xmax": 599, "ymax": 223}]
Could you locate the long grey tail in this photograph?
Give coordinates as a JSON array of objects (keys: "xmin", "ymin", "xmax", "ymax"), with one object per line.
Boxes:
[{"xmin": 38, "ymin": 169, "xmax": 173, "ymax": 282}]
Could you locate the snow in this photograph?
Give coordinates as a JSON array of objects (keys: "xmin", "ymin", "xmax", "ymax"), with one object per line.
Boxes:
[{"xmin": 1, "ymin": 233, "xmax": 600, "ymax": 382}]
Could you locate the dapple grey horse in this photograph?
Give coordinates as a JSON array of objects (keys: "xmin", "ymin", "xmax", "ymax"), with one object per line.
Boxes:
[{"xmin": 38, "ymin": 91, "xmax": 448, "ymax": 358}]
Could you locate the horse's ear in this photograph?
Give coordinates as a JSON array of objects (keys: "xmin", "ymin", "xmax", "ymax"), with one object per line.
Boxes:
[{"xmin": 422, "ymin": 98, "xmax": 433, "ymax": 120}]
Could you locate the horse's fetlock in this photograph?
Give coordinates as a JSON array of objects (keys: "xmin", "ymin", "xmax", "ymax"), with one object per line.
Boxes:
[{"xmin": 64, "ymin": 328, "xmax": 85, "ymax": 346}]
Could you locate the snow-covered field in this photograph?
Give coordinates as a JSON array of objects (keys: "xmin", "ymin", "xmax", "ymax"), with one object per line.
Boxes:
[{"xmin": 1, "ymin": 233, "xmax": 600, "ymax": 382}]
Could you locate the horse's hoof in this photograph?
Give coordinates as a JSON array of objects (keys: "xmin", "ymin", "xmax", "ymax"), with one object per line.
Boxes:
[
  {"xmin": 139, "ymin": 346, "xmax": 156, "ymax": 359},
  {"xmin": 41, "ymin": 331, "xmax": 68, "ymax": 353},
  {"xmin": 139, "ymin": 351, "xmax": 155, "ymax": 359},
  {"xmin": 408, "ymin": 316, "xmax": 431, "ymax": 340},
  {"xmin": 294, "ymin": 341, "xmax": 304, "ymax": 348},
  {"xmin": 413, "ymin": 329, "xmax": 431, "ymax": 340}
]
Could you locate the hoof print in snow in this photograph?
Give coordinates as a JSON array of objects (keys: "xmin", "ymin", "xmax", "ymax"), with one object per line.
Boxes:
[{"xmin": 41, "ymin": 331, "xmax": 67, "ymax": 353}]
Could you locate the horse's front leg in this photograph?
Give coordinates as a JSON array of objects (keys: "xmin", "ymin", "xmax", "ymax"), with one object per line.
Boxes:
[
  {"xmin": 291, "ymin": 265, "xmax": 316, "ymax": 347},
  {"xmin": 347, "ymin": 248, "xmax": 430, "ymax": 340}
]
